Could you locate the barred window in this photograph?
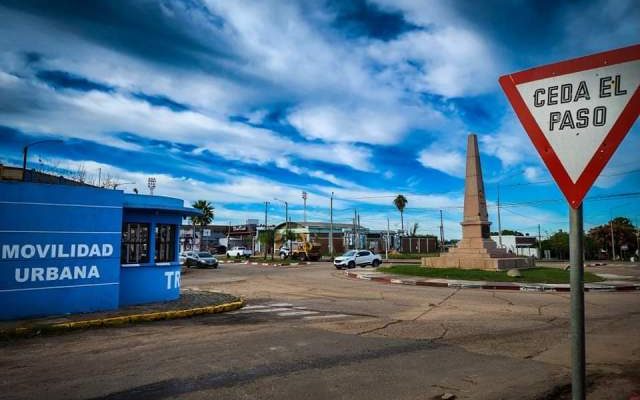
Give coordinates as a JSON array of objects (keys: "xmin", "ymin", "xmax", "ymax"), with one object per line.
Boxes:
[
  {"xmin": 155, "ymin": 224, "xmax": 176, "ymax": 263},
  {"xmin": 121, "ymin": 223, "xmax": 150, "ymax": 264}
]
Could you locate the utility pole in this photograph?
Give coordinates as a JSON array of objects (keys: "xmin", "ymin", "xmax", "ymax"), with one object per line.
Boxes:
[
  {"xmin": 264, "ymin": 201, "xmax": 269, "ymax": 259},
  {"xmin": 538, "ymin": 224, "xmax": 542, "ymax": 259},
  {"xmin": 386, "ymin": 216, "xmax": 390, "ymax": 260},
  {"xmin": 353, "ymin": 209, "xmax": 357, "ymax": 250},
  {"xmin": 357, "ymin": 213, "xmax": 361, "ymax": 249},
  {"xmin": 302, "ymin": 191, "xmax": 308, "ymax": 223},
  {"xmin": 497, "ymin": 182, "xmax": 503, "ymax": 248},
  {"xmin": 610, "ymin": 219, "xmax": 616, "ymax": 261},
  {"xmin": 329, "ymin": 192, "xmax": 334, "ymax": 258},
  {"xmin": 439, "ymin": 210, "xmax": 445, "ymax": 252}
]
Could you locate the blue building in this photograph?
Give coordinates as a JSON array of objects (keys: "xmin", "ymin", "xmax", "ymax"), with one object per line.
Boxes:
[{"xmin": 0, "ymin": 180, "xmax": 199, "ymax": 320}]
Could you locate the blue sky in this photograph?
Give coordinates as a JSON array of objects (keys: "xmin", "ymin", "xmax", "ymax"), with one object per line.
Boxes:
[{"xmin": 0, "ymin": 0, "xmax": 638, "ymax": 238}]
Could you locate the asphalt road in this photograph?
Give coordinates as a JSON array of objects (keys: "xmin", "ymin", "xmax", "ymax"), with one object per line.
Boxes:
[{"xmin": 1, "ymin": 262, "xmax": 639, "ymax": 399}]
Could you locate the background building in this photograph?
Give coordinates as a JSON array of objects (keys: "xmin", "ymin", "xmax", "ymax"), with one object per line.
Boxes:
[{"xmin": 490, "ymin": 234, "xmax": 539, "ymax": 258}]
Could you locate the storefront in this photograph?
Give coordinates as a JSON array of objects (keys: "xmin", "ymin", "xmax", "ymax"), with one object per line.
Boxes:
[{"xmin": 0, "ymin": 181, "xmax": 199, "ymax": 320}]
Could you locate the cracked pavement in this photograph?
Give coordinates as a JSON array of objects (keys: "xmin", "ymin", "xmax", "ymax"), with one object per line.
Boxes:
[{"xmin": 1, "ymin": 262, "xmax": 639, "ymax": 399}]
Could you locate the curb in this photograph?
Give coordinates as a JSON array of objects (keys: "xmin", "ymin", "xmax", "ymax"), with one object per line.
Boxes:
[
  {"xmin": 1, "ymin": 298, "xmax": 245, "ymax": 339},
  {"xmin": 344, "ymin": 271, "xmax": 640, "ymax": 293},
  {"xmin": 217, "ymin": 260, "xmax": 313, "ymax": 267}
]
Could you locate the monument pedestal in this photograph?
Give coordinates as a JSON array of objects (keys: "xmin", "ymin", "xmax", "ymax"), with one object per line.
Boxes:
[
  {"xmin": 422, "ymin": 134, "xmax": 534, "ymax": 271},
  {"xmin": 422, "ymin": 240, "xmax": 534, "ymax": 270}
]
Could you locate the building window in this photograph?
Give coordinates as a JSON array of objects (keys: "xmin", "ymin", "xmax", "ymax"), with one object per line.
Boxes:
[
  {"xmin": 121, "ymin": 223, "xmax": 150, "ymax": 264},
  {"xmin": 155, "ymin": 224, "xmax": 176, "ymax": 263}
]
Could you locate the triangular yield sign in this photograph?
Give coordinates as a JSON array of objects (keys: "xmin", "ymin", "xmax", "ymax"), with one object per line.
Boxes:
[{"xmin": 499, "ymin": 44, "xmax": 640, "ymax": 208}]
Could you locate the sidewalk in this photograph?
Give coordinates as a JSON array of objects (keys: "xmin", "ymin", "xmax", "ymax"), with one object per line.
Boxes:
[
  {"xmin": 344, "ymin": 269, "xmax": 640, "ymax": 292},
  {"xmin": 0, "ymin": 290, "xmax": 244, "ymax": 339}
]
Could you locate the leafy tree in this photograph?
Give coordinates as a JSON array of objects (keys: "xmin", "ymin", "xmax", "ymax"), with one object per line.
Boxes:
[
  {"xmin": 541, "ymin": 230, "xmax": 569, "ymax": 260},
  {"xmin": 587, "ymin": 217, "xmax": 637, "ymax": 260},
  {"xmin": 191, "ymin": 200, "xmax": 214, "ymax": 250},
  {"xmin": 258, "ymin": 230, "xmax": 275, "ymax": 259},
  {"xmin": 393, "ymin": 194, "xmax": 408, "ymax": 234}
]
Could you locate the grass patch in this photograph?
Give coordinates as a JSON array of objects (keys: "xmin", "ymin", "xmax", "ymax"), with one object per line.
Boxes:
[{"xmin": 378, "ymin": 265, "xmax": 604, "ymax": 284}]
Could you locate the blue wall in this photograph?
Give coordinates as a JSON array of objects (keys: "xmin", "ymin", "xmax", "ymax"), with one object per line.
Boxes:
[
  {"xmin": 0, "ymin": 182, "xmax": 123, "ymax": 320},
  {"xmin": 0, "ymin": 183, "xmax": 196, "ymax": 320}
]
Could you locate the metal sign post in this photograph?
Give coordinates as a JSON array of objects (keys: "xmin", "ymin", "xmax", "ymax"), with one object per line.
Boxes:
[
  {"xmin": 500, "ymin": 44, "xmax": 639, "ymax": 400},
  {"xmin": 569, "ymin": 205, "xmax": 585, "ymax": 399}
]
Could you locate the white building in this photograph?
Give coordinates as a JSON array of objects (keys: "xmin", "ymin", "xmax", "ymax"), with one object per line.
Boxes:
[{"xmin": 490, "ymin": 235, "xmax": 539, "ymax": 258}]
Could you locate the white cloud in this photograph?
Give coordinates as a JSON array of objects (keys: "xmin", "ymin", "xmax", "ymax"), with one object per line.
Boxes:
[
  {"xmin": 417, "ymin": 146, "xmax": 465, "ymax": 178},
  {"xmin": 479, "ymin": 116, "xmax": 539, "ymax": 168},
  {"xmin": 370, "ymin": 28, "xmax": 501, "ymax": 98},
  {"xmin": 523, "ymin": 166, "xmax": 544, "ymax": 182}
]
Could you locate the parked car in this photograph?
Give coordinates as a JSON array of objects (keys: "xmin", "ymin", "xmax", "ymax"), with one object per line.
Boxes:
[
  {"xmin": 334, "ymin": 250, "xmax": 382, "ymax": 269},
  {"xmin": 179, "ymin": 251, "xmax": 194, "ymax": 264},
  {"xmin": 226, "ymin": 246, "xmax": 252, "ymax": 258},
  {"xmin": 185, "ymin": 251, "xmax": 219, "ymax": 268}
]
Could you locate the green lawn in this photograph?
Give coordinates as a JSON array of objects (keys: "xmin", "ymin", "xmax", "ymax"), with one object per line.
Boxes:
[{"xmin": 377, "ymin": 265, "xmax": 605, "ymax": 284}]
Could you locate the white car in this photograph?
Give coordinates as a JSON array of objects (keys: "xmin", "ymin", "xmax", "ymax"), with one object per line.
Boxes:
[
  {"xmin": 226, "ymin": 246, "xmax": 252, "ymax": 258},
  {"xmin": 179, "ymin": 251, "xmax": 194, "ymax": 264},
  {"xmin": 334, "ymin": 250, "xmax": 382, "ymax": 269}
]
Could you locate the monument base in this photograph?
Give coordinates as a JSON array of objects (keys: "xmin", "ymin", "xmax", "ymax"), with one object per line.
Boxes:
[
  {"xmin": 422, "ymin": 239, "xmax": 535, "ymax": 271},
  {"xmin": 421, "ymin": 254, "xmax": 534, "ymax": 271}
]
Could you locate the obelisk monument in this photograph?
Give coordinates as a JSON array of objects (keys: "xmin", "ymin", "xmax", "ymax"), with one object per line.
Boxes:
[{"xmin": 422, "ymin": 134, "xmax": 534, "ymax": 271}]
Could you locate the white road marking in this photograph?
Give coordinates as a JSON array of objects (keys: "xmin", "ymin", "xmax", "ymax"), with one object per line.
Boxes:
[
  {"xmin": 232, "ymin": 307, "xmax": 291, "ymax": 314},
  {"xmin": 303, "ymin": 314, "xmax": 349, "ymax": 320},
  {"xmin": 277, "ymin": 310, "xmax": 319, "ymax": 317},
  {"xmin": 243, "ymin": 305, "xmax": 270, "ymax": 310},
  {"xmin": 266, "ymin": 302, "xmax": 293, "ymax": 307}
]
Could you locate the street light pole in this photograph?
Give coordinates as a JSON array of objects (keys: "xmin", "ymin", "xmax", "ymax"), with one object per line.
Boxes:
[
  {"xmin": 497, "ymin": 182, "xmax": 503, "ymax": 247},
  {"xmin": 21, "ymin": 139, "xmax": 63, "ymax": 181},
  {"xmin": 329, "ymin": 192, "xmax": 334, "ymax": 258},
  {"xmin": 302, "ymin": 191, "xmax": 307, "ymax": 223}
]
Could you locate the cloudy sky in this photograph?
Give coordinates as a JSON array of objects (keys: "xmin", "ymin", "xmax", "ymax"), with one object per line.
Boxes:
[{"xmin": 0, "ymin": 0, "xmax": 638, "ymax": 238}]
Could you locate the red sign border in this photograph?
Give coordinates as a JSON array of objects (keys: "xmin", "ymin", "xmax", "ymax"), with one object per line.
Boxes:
[{"xmin": 499, "ymin": 44, "xmax": 640, "ymax": 208}]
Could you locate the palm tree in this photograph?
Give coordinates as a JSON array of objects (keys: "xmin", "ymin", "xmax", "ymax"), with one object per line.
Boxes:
[
  {"xmin": 410, "ymin": 222, "xmax": 419, "ymax": 236},
  {"xmin": 191, "ymin": 200, "xmax": 214, "ymax": 250},
  {"xmin": 393, "ymin": 195, "xmax": 408, "ymax": 234}
]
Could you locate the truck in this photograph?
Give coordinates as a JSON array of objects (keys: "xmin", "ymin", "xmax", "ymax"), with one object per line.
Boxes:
[
  {"xmin": 226, "ymin": 246, "xmax": 252, "ymax": 258},
  {"xmin": 279, "ymin": 241, "xmax": 322, "ymax": 261}
]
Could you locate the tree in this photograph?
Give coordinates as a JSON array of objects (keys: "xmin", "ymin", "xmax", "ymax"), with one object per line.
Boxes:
[
  {"xmin": 587, "ymin": 217, "xmax": 637, "ymax": 260},
  {"xmin": 541, "ymin": 230, "xmax": 569, "ymax": 260},
  {"xmin": 191, "ymin": 200, "xmax": 214, "ymax": 251},
  {"xmin": 258, "ymin": 230, "xmax": 274, "ymax": 260},
  {"xmin": 393, "ymin": 195, "xmax": 408, "ymax": 234},
  {"xmin": 410, "ymin": 222, "xmax": 419, "ymax": 236}
]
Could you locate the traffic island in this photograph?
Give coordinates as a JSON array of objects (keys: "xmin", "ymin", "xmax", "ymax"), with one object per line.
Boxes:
[
  {"xmin": 344, "ymin": 266, "xmax": 640, "ymax": 292},
  {"xmin": 0, "ymin": 290, "xmax": 244, "ymax": 339}
]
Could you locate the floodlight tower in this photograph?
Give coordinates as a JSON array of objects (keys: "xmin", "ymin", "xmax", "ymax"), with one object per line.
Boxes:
[
  {"xmin": 147, "ymin": 177, "xmax": 156, "ymax": 195},
  {"xmin": 302, "ymin": 191, "xmax": 308, "ymax": 223}
]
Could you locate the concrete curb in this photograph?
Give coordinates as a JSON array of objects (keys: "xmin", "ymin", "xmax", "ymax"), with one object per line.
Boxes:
[
  {"xmin": 344, "ymin": 271, "xmax": 640, "ymax": 293},
  {"xmin": 217, "ymin": 259, "xmax": 313, "ymax": 267},
  {"xmin": 1, "ymin": 298, "xmax": 245, "ymax": 339}
]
